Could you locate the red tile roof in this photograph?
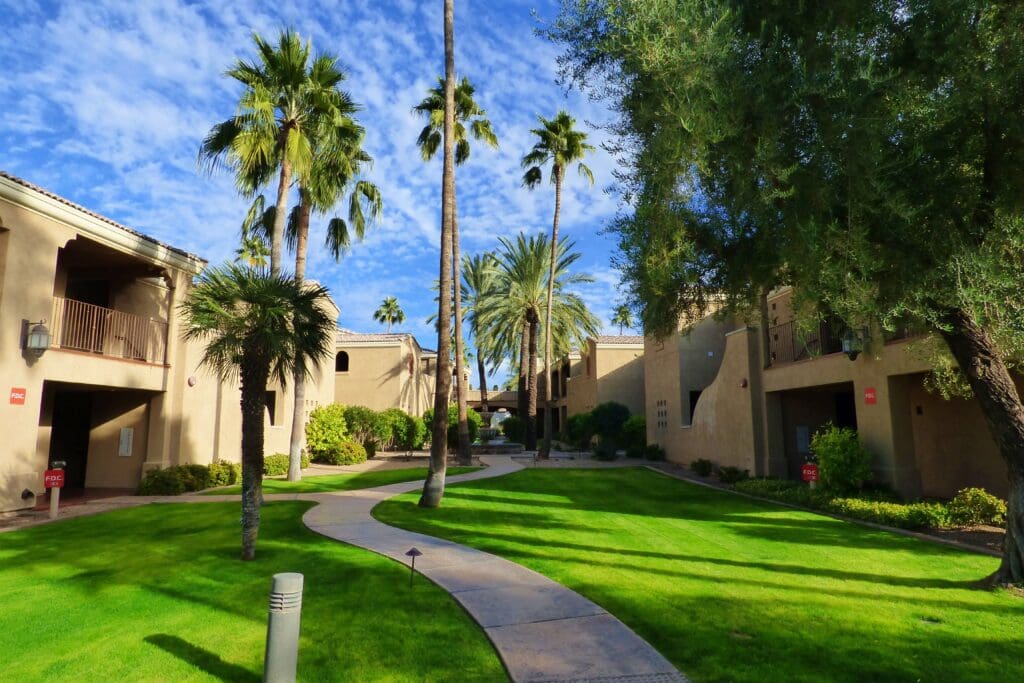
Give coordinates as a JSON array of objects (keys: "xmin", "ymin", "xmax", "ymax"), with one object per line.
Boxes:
[{"xmin": 595, "ymin": 335, "xmax": 645, "ymax": 345}]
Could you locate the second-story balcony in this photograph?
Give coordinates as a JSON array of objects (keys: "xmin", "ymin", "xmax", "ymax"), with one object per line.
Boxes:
[
  {"xmin": 50, "ymin": 296, "xmax": 168, "ymax": 365},
  {"xmin": 767, "ymin": 319, "xmax": 844, "ymax": 366}
]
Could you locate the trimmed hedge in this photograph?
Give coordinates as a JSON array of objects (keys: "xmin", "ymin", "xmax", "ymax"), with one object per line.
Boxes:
[
  {"xmin": 948, "ymin": 487, "xmax": 1007, "ymax": 526},
  {"xmin": 306, "ymin": 405, "xmax": 348, "ymax": 462},
  {"xmin": 263, "ymin": 453, "xmax": 311, "ymax": 476},
  {"xmin": 207, "ymin": 461, "xmax": 241, "ymax": 487},
  {"xmin": 137, "ymin": 464, "xmax": 217, "ymax": 495},
  {"xmin": 691, "ymin": 458, "xmax": 714, "ymax": 477},
  {"xmin": 310, "ymin": 438, "xmax": 367, "ymax": 466},
  {"xmin": 717, "ymin": 466, "xmax": 749, "ymax": 485},
  {"xmin": 423, "ymin": 405, "xmax": 483, "ymax": 450}
]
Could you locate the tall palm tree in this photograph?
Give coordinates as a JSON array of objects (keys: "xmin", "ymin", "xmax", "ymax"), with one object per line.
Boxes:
[
  {"xmin": 462, "ymin": 253, "xmax": 500, "ymax": 413},
  {"xmin": 199, "ymin": 30, "xmax": 352, "ymax": 277},
  {"xmin": 611, "ymin": 304, "xmax": 634, "ymax": 335},
  {"xmin": 414, "ymin": 76, "xmax": 498, "ymax": 465},
  {"xmin": 479, "ymin": 233, "xmax": 600, "ymax": 449},
  {"xmin": 374, "ymin": 296, "xmax": 406, "ymax": 333},
  {"xmin": 419, "ymin": 0, "xmax": 458, "ymax": 508},
  {"xmin": 522, "ymin": 110, "xmax": 595, "ymax": 458},
  {"xmin": 180, "ymin": 264, "xmax": 334, "ymax": 560}
]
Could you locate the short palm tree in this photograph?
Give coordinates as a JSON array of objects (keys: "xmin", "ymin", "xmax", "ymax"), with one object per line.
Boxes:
[
  {"xmin": 479, "ymin": 233, "xmax": 599, "ymax": 449},
  {"xmin": 414, "ymin": 75, "xmax": 498, "ymax": 465},
  {"xmin": 462, "ymin": 252, "xmax": 500, "ymax": 412},
  {"xmin": 522, "ymin": 110, "xmax": 595, "ymax": 457},
  {"xmin": 611, "ymin": 304, "xmax": 634, "ymax": 335},
  {"xmin": 374, "ymin": 296, "xmax": 406, "ymax": 332},
  {"xmin": 199, "ymin": 30, "xmax": 352, "ymax": 277},
  {"xmin": 235, "ymin": 233, "xmax": 270, "ymax": 268},
  {"xmin": 179, "ymin": 264, "xmax": 334, "ymax": 560}
]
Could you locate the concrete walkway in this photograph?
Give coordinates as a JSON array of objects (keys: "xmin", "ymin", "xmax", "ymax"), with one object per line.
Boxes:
[{"xmin": 302, "ymin": 456, "xmax": 686, "ymax": 683}]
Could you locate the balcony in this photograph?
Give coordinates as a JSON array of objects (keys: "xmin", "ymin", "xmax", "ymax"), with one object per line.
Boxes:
[
  {"xmin": 50, "ymin": 296, "xmax": 168, "ymax": 365},
  {"xmin": 767, "ymin": 319, "xmax": 844, "ymax": 366}
]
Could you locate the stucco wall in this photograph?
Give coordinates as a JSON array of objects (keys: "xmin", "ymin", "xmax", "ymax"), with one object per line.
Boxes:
[{"xmin": 594, "ymin": 345, "xmax": 645, "ymax": 415}]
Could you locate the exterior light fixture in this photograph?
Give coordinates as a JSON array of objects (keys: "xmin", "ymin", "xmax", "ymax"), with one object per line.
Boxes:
[
  {"xmin": 24, "ymin": 320, "xmax": 51, "ymax": 354},
  {"xmin": 842, "ymin": 327, "xmax": 868, "ymax": 361}
]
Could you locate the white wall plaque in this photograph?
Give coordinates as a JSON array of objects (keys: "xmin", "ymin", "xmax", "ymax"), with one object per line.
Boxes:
[{"xmin": 119, "ymin": 427, "xmax": 134, "ymax": 457}]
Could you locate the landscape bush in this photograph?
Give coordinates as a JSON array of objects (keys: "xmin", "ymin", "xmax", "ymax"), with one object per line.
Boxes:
[
  {"xmin": 310, "ymin": 438, "xmax": 367, "ymax": 466},
  {"xmin": 622, "ymin": 414, "xmax": 646, "ymax": 449},
  {"xmin": 262, "ymin": 453, "xmax": 311, "ymax": 476},
  {"xmin": 341, "ymin": 405, "xmax": 392, "ymax": 450},
  {"xmin": 206, "ymin": 461, "xmax": 240, "ymax": 487},
  {"xmin": 500, "ymin": 415, "xmax": 524, "ymax": 443},
  {"xmin": 589, "ymin": 401, "xmax": 631, "ymax": 447},
  {"xmin": 563, "ymin": 413, "xmax": 593, "ymax": 450},
  {"xmin": 305, "ymin": 405, "xmax": 348, "ymax": 462},
  {"xmin": 423, "ymin": 405, "xmax": 484, "ymax": 451},
  {"xmin": 811, "ymin": 423, "xmax": 874, "ymax": 495},
  {"xmin": 592, "ymin": 440, "xmax": 619, "ymax": 461},
  {"xmin": 399, "ymin": 413, "xmax": 428, "ymax": 451},
  {"xmin": 690, "ymin": 458, "xmax": 714, "ymax": 477},
  {"xmin": 717, "ymin": 466, "xmax": 749, "ymax": 484},
  {"xmin": 643, "ymin": 444, "xmax": 667, "ymax": 461},
  {"xmin": 948, "ymin": 487, "xmax": 1007, "ymax": 526},
  {"xmin": 137, "ymin": 464, "xmax": 210, "ymax": 495}
]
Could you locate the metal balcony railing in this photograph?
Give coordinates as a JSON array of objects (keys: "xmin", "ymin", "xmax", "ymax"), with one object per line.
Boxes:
[
  {"xmin": 51, "ymin": 296, "xmax": 168, "ymax": 365},
  {"xmin": 767, "ymin": 319, "xmax": 844, "ymax": 366}
]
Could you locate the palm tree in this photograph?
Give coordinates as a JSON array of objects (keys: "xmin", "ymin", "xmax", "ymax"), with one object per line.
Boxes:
[
  {"xmin": 420, "ymin": 0, "xmax": 457, "ymax": 509},
  {"xmin": 522, "ymin": 110, "xmax": 595, "ymax": 458},
  {"xmin": 414, "ymin": 76, "xmax": 498, "ymax": 465},
  {"xmin": 180, "ymin": 264, "xmax": 334, "ymax": 560},
  {"xmin": 374, "ymin": 296, "xmax": 406, "ymax": 333},
  {"xmin": 479, "ymin": 233, "xmax": 600, "ymax": 449},
  {"xmin": 199, "ymin": 30, "xmax": 351, "ymax": 277},
  {"xmin": 611, "ymin": 304, "xmax": 634, "ymax": 335},
  {"xmin": 462, "ymin": 253, "xmax": 500, "ymax": 413},
  {"xmin": 235, "ymin": 233, "xmax": 270, "ymax": 268}
]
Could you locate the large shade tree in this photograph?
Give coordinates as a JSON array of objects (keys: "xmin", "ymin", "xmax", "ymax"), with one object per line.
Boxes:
[
  {"xmin": 551, "ymin": 1, "xmax": 1024, "ymax": 584},
  {"xmin": 414, "ymin": 76, "xmax": 499, "ymax": 465},
  {"xmin": 522, "ymin": 110, "xmax": 595, "ymax": 458},
  {"xmin": 480, "ymin": 233, "xmax": 600, "ymax": 449},
  {"xmin": 200, "ymin": 30, "xmax": 350, "ymax": 277},
  {"xmin": 180, "ymin": 264, "xmax": 334, "ymax": 560},
  {"xmin": 420, "ymin": 0, "xmax": 458, "ymax": 508}
]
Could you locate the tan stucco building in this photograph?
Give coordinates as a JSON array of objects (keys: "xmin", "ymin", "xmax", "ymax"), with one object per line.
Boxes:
[
  {"xmin": 0, "ymin": 172, "xmax": 336, "ymax": 512},
  {"xmin": 645, "ymin": 287, "xmax": 1012, "ymax": 499},
  {"xmin": 333, "ymin": 329, "xmax": 437, "ymax": 416}
]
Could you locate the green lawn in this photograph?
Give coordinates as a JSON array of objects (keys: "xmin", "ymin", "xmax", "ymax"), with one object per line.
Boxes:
[
  {"xmin": 205, "ymin": 466, "xmax": 479, "ymax": 495},
  {"xmin": 374, "ymin": 468, "xmax": 1024, "ymax": 683},
  {"xmin": 0, "ymin": 502, "xmax": 504, "ymax": 682}
]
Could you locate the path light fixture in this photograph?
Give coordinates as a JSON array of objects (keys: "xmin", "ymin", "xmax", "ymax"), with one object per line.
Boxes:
[
  {"xmin": 842, "ymin": 327, "xmax": 869, "ymax": 361},
  {"xmin": 24, "ymin": 320, "xmax": 51, "ymax": 355},
  {"xmin": 405, "ymin": 547, "xmax": 423, "ymax": 587}
]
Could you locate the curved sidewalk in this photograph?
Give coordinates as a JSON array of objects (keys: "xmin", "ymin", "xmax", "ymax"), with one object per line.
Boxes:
[{"xmin": 302, "ymin": 456, "xmax": 687, "ymax": 683}]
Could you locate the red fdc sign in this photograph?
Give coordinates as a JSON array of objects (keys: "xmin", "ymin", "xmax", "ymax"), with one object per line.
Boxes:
[
  {"xmin": 44, "ymin": 469, "xmax": 65, "ymax": 489},
  {"xmin": 9, "ymin": 387, "xmax": 26, "ymax": 405},
  {"xmin": 864, "ymin": 387, "xmax": 877, "ymax": 405},
  {"xmin": 802, "ymin": 463, "xmax": 819, "ymax": 482}
]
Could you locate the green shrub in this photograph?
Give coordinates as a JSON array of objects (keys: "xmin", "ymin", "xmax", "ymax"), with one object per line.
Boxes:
[
  {"xmin": 811, "ymin": 423, "xmax": 874, "ymax": 495},
  {"xmin": 137, "ymin": 464, "xmax": 209, "ymax": 495},
  {"xmin": 718, "ymin": 466, "xmax": 750, "ymax": 484},
  {"xmin": 500, "ymin": 415, "xmax": 524, "ymax": 443},
  {"xmin": 690, "ymin": 458, "xmax": 714, "ymax": 477},
  {"xmin": 263, "ymin": 454, "xmax": 289, "ymax": 476},
  {"xmin": 625, "ymin": 444, "xmax": 645, "ymax": 459},
  {"xmin": 423, "ymin": 405, "xmax": 484, "ymax": 451},
  {"xmin": 592, "ymin": 440, "xmax": 619, "ymax": 461},
  {"xmin": 948, "ymin": 487, "xmax": 1007, "ymax": 526},
  {"xmin": 734, "ymin": 478, "xmax": 804, "ymax": 499},
  {"xmin": 643, "ymin": 444, "xmax": 667, "ymax": 461},
  {"xmin": 306, "ymin": 405, "xmax": 348, "ymax": 462},
  {"xmin": 563, "ymin": 413, "xmax": 593, "ymax": 450},
  {"xmin": 207, "ymin": 461, "xmax": 240, "ymax": 487},
  {"xmin": 310, "ymin": 438, "xmax": 367, "ymax": 466},
  {"xmin": 622, "ymin": 414, "xmax": 646, "ymax": 449},
  {"xmin": 399, "ymin": 413, "xmax": 427, "ymax": 451},
  {"xmin": 341, "ymin": 405, "xmax": 391, "ymax": 450},
  {"xmin": 589, "ymin": 401, "xmax": 631, "ymax": 446}
]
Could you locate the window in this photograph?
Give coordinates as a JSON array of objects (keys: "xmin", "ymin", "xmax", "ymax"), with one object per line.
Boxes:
[
  {"xmin": 689, "ymin": 390, "xmax": 703, "ymax": 422},
  {"xmin": 335, "ymin": 351, "xmax": 349, "ymax": 372},
  {"xmin": 265, "ymin": 391, "xmax": 277, "ymax": 426}
]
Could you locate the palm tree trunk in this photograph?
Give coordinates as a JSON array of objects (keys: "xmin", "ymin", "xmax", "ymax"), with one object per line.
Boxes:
[
  {"xmin": 452, "ymin": 192, "xmax": 472, "ymax": 465},
  {"xmin": 240, "ymin": 351, "xmax": 269, "ymax": 561},
  {"xmin": 420, "ymin": 0, "xmax": 456, "ymax": 508},
  {"xmin": 270, "ymin": 129, "xmax": 293, "ymax": 278},
  {"xmin": 287, "ymin": 195, "xmax": 312, "ymax": 482},
  {"xmin": 526, "ymin": 309, "xmax": 539, "ymax": 451},
  {"xmin": 540, "ymin": 170, "xmax": 563, "ymax": 458},
  {"xmin": 477, "ymin": 347, "xmax": 489, "ymax": 412},
  {"xmin": 939, "ymin": 308, "xmax": 1024, "ymax": 585},
  {"xmin": 517, "ymin": 319, "xmax": 530, "ymax": 426}
]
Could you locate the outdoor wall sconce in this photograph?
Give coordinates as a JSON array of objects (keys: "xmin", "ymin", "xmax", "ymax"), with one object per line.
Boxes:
[
  {"xmin": 842, "ymin": 327, "xmax": 869, "ymax": 361},
  {"xmin": 24, "ymin": 319, "xmax": 51, "ymax": 355}
]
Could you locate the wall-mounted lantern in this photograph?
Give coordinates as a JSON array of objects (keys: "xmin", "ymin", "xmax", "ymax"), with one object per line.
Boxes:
[
  {"xmin": 24, "ymin": 320, "xmax": 51, "ymax": 355},
  {"xmin": 842, "ymin": 327, "xmax": 869, "ymax": 361}
]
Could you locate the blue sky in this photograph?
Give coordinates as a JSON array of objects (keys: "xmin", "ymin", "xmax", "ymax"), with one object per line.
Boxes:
[{"xmin": 0, "ymin": 0, "xmax": 625, "ymax": 387}]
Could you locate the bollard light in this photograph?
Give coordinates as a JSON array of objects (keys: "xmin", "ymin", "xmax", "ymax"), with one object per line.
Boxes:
[
  {"xmin": 264, "ymin": 572, "xmax": 304, "ymax": 683},
  {"xmin": 405, "ymin": 547, "xmax": 423, "ymax": 587}
]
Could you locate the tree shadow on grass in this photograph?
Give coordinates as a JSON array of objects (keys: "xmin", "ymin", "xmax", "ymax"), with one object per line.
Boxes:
[{"xmin": 144, "ymin": 634, "xmax": 259, "ymax": 682}]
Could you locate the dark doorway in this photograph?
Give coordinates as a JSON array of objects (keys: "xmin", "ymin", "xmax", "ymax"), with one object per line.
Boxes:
[
  {"xmin": 835, "ymin": 391, "xmax": 858, "ymax": 430},
  {"xmin": 49, "ymin": 392, "xmax": 93, "ymax": 489},
  {"xmin": 65, "ymin": 278, "xmax": 110, "ymax": 307}
]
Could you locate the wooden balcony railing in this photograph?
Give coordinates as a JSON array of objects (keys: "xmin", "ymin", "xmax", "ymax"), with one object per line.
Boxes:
[
  {"xmin": 51, "ymin": 296, "xmax": 168, "ymax": 365},
  {"xmin": 767, "ymin": 319, "xmax": 844, "ymax": 366}
]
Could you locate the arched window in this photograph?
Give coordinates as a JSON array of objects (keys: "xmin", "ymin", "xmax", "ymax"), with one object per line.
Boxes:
[{"xmin": 335, "ymin": 351, "xmax": 349, "ymax": 373}]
